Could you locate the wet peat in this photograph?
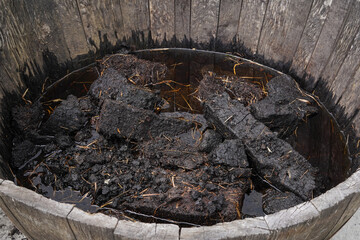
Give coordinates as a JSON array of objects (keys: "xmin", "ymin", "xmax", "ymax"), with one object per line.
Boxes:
[{"xmin": 10, "ymin": 50, "xmax": 350, "ymax": 226}]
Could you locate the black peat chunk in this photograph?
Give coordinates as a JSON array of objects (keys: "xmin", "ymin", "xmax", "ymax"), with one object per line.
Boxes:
[
  {"xmin": 203, "ymin": 93, "xmax": 316, "ymax": 200},
  {"xmin": 99, "ymin": 54, "xmax": 168, "ymax": 85},
  {"xmin": 209, "ymin": 139, "xmax": 249, "ymax": 168},
  {"xmin": 198, "ymin": 72, "xmax": 266, "ymax": 106},
  {"xmin": 12, "ymin": 101, "xmax": 44, "ymax": 133},
  {"xmin": 99, "ymin": 99, "xmax": 194, "ymax": 141},
  {"xmin": 41, "ymin": 95, "xmax": 87, "ymax": 134},
  {"xmin": 198, "ymin": 129, "xmax": 223, "ymax": 153},
  {"xmin": 124, "ymin": 168, "xmax": 250, "ymax": 224},
  {"xmin": 89, "ymin": 68, "xmax": 161, "ymax": 110},
  {"xmin": 141, "ymin": 136, "xmax": 205, "ymax": 170},
  {"xmin": 251, "ymin": 75, "xmax": 318, "ymax": 137},
  {"xmin": 263, "ymin": 189, "xmax": 303, "ymax": 214},
  {"xmin": 11, "ymin": 140, "xmax": 37, "ymax": 168},
  {"xmin": 244, "ymin": 134, "xmax": 316, "ymax": 200},
  {"xmin": 203, "ymin": 93, "xmax": 272, "ymax": 140}
]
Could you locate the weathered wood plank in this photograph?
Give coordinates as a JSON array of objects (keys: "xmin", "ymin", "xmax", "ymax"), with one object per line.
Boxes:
[
  {"xmin": 0, "ymin": 58, "xmax": 23, "ymax": 98},
  {"xmin": 0, "ymin": 0, "xmax": 42, "ymax": 75},
  {"xmin": 174, "ymin": 0, "xmax": 191, "ymax": 45},
  {"xmin": 154, "ymin": 224, "xmax": 180, "ymax": 240},
  {"xmin": 23, "ymin": 0, "xmax": 71, "ymax": 64},
  {"xmin": 336, "ymin": 62, "xmax": 360, "ymax": 118},
  {"xmin": 53, "ymin": 0, "xmax": 91, "ymax": 58},
  {"xmin": 237, "ymin": 0, "xmax": 268, "ymax": 54},
  {"xmin": 67, "ymin": 207, "xmax": 118, "ymax": 240},
  {"xmin": 306, "ymin": 187, "xmax": 354, "ymax": 239},
  {"xmin": 0, "ymin": 180, "xmax": 75, "ymax": 240},
  {"xmin": 0, "ymin": 179, "xmax": 32, "ymax": 238},
  {"xmin": 290, "ymin": 0, "xmax": 334, "ymax": 78},
  {"xmin": 324, "ymin": 170, "xmax": 360, "ymax": 239},
  {"xmin": 180, "ymin": 217, "xmax": 271, "ymax": 240},
  {"xmin": 216, "ymin": 0, "xmax": 243, "ymax": 46},
  {"xmin": 190, "ymin": 0, "xmax": 220, "ymax": 50},
  {"xmin": 119, "ymin": 0, "xmax": 150, "ymax": 46},
  {"xmin": 76, "ymin": 0, "xmax": 124, "ymax": 49},
  {"xmin": 257, "ymin": 0, "xmax": 313, "ymax": 69},
  {"xmin": 264, "ymin": 201, "xmax": 320, "ymax": 240},
  {"xmin": 149, "ymin": 0, "xmax": 175, "ymax": 44},
  {"xmin": 0, "ymin": 191, "xmax": 32, "ymax": 239},
  {"xmin": 304, "ymin": 0, "xmax": 352, "ymax": 90},
  {"xmin": 114, "ymin": 220, "xmax": 179, "ymax": 239},
  {"xmin": 321, "ymin": 1, "xmax": 360, "ymax": 106}
]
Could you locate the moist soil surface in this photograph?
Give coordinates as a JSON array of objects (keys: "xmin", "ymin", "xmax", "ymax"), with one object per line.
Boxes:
[{"xmin": 10, "ymin": 52, "xmax": 338, "ymax": 226}]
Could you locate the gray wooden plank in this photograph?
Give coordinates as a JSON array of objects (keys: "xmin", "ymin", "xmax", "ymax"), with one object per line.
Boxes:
[
  {"xmin": 53, "ymin": 0, "xmax": 91, "ymax": 58},
  {"xmin": 0, "ymin": 180, "xmax": 75, "ymax": 240},
  {"xmin": 0, "ymin": 1, "xmax": 31, "ymax": 102},
  {"xmin": 114, "ymin": 221, "xmax": 156, "ymax": 239},
  {"xmin": 23, "ymin": 0, "xmax": 72, "ymax": 64},
  {"xmin": 331, "ymin": 208, "xmax": 360, "ymax": 240},
  {"xmin": 320, "ymin": 0, "xmax": 360, "ymax": 100},
  {"xmin": 264, "ymin": 201, "xmax": 320, "ymax": 240},
  {"xmin": 154, "ymin": 224, "xmax": 179, "ymax": 240},
  {"xmin": 114, "ymin": 220, "xmax": 179, "ymax": 239},
  {"xmin": 0, "ymin": 0, "xmax": 43, "ymax": 74},
  {"xmin": 76, "ymin": 0, "xmax": 124, "ymax": 48},
  {"xmin": 119, "ymin": 0, "xmax": 150, "ymax": 44},
  {"xmin": 175, "ymin": 0, "xmax": 191, "ymax": 45},
  {"xmin": 324, "ymin": 170, "xmax": 360, "ymax": 239},
  {"xmin": 332, "ymin": 29, "xmax": 360, "ymax": 117},
  {"xmin": 190, "ymin": 0, "xmax": 220, "ymax": 50},
  {"xmin": 290, "ymin": 0, "xmax": 334, "ymax": 78},
  {"xmin": 0, "ymin": 191, "xmax": 33, "ymax": 239},
  {"xmin": 306, "ymin": 187, "xmax": 354, "ymax": 240},
  {"xmin": 257, "ymin": 0, "xmax": 313, "ymax": 69},
  {"xmin": 67, "ymin": 207, "xmax": 118, "ymax": 240},
  {"xmin": 336, "ymin": 63, "xmax": 360, "ymax": 118},
  {"xmin": 149, "ymin": 0, "xmax": 175, "ymax": 44},
  {"xmin": 180, "ymin": 226, "xmax": 206, "ymax": 240},
  {"xmin": 303, "ymin": 0, "xmax": 352, "ymax": 90},
  {"xmin": 180, "ymin": 217, "xmax": 271, "ymax": 240},
  {"xmin": 216, "ymin": 0, "xmax": 243, "ymax": 46},
  {"xmin": 237, "ymin": 0, "xmax": 268, "ymax": 54}
]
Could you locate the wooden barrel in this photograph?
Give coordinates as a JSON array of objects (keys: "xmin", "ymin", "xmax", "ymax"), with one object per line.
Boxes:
[{"xmin": 0, "ymin": 1, "xmax": 359, "ymax": 239}]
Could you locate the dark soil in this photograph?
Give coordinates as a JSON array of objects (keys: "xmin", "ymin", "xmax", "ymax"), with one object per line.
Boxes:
[{"xmin": 10, "ymin": 53, "xmax": 325, "ymax": 226}]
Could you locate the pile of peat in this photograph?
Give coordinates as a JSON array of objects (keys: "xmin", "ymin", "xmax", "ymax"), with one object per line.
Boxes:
[{"xmin": 10, "ymin": 50, "xmax": 350, "ymax": 226}]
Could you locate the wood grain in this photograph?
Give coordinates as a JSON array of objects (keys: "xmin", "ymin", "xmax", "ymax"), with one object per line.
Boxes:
[
  {"xmin": 75, "ymin": 0, "xmax": 124, "ymax": 49},
  {"xmin": 335, "ymin": 44, "xmax": 360, "ymax": 118},
  {"xmin": 257, "ymin": 0, "xmax": 313, "ymax": 68},
  {"xmin": 321, "ymin": 0, "xmax": 360, "ymax": 106},
  {"xmin": 191, "ymin": 0, "xmax": 221, "ymax": 50},
  {"xmin": 0, "ymin": 0, "xmax": 42, "ymax": 76},
  {"xmin": 237, "ymin": 0, "xmax": 268, "ymax": 54},
  {"xmin": 180, "ymin": 217, "xmax": 270, "ymax": 239},
  {"xmin": 150, "ymin": 0, "xmax": 175, "ymax": 44},
  {"xmin": 304, "ymin": 0, "xmax": 352, "ymax": 90},
  {"xmin": 216, "ymin": 0, "xmax": 243, "ymax": 46},
  {"xmin": 53, "ymin": 0, "xmax": 90, "ymax": 58},
  {"xmin": 290, "ymin": 0, "xmax": 333, "ymax": 78},
  {"xmin": 120, "ymin": 0, "xmax": 150, "ymax": 45},
  {"xmin": 175, "ymin": 0, "xmax": 191, "ymax": 45},
  {"xmin": 0, "ymin": 181, "xmax": 75, "ymax": 240},
  {"xmin": 67, "ymin": 207, "xmax": 118, "ymax": 240}
]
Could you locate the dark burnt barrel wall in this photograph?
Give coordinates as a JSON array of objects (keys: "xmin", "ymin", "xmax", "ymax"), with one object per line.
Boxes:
[{"xmin": 0, "ymin": 0, "xmax": 360, "ymax": 239}]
